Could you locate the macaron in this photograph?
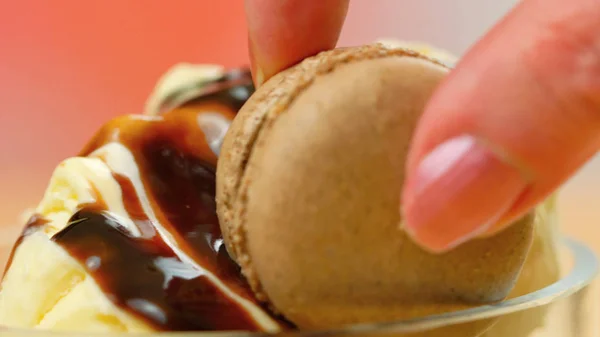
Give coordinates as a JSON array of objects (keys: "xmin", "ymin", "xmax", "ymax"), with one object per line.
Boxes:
[{"xmin": 216, "ymin": 44, "xmax": 534, "ymax": 329}]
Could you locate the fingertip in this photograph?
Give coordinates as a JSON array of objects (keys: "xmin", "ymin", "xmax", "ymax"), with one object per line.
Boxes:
[
  {"xmin": 401, "ymin": 218, "xmax": 464, "ymax": 254},
  {"xmin": 402, "ymin": 0, "xmax": 600, "ymax": 251},
  {"xmin": 245, "ymin": 0, "xmax": 348, "ymax": 84}
]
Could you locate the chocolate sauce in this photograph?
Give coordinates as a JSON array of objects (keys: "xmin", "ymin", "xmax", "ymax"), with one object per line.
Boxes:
[
  {"xmin": 30, "ymin": 69, "xmax": 283, "ymax": 331},
  {"xmin": 159, "ymin": 68, "xmax": 254, "ymax": 115},
  {"xmin": 184, "ymin": 68, "xmax": 254, "ymax": 112},
  {"xmin": 53, "ymin": 208, "xmax": 259, "ymax": 331}
]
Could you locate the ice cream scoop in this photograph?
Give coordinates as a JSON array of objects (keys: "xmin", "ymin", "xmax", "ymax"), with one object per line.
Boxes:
[
  {"xmin": 216, "ymin": 44, "xmax": 535, "ymax": 329},
  {"xmin": 0, "ymin": 68, "xmax": 284, "ymax": 333}
]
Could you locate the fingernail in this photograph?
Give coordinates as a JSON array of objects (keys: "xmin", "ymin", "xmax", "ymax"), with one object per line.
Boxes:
[
  {"xmin": 254, "ymin": 67, "xmax": 265, "ymax": 87},
  {"xmin": 248, "ymin": 35, "xmax": 266, "ymax": 87},
  {"xmin": 401, "ymin": 135, "xmax": 528, "ymax": 253}
]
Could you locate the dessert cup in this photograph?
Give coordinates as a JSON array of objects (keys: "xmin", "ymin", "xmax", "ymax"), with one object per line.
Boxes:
[{"xmin": 1, "ymin": 222, "xmax": 597, "ymax": 337}]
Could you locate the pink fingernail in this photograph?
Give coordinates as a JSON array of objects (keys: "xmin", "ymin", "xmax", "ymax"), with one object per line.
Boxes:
[{"xmin": 401, "ymin": 135, "xmax": 527, "ymax": 253}]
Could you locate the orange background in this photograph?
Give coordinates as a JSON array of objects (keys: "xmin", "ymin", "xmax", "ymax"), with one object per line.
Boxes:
[{"xmin": 0, "ymin": 0, "xmax": 599, "ymax": 254}]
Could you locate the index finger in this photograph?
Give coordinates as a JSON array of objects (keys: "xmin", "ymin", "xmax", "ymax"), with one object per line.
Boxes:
[{"xmin": 245, "ymin": 0, "xmax": 349, "ymax": 86}]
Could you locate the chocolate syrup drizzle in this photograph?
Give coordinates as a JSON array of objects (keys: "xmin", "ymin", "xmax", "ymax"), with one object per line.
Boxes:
[{"xmin": 10, "ymin": 69, "xmax": 285, "ymax": 331}]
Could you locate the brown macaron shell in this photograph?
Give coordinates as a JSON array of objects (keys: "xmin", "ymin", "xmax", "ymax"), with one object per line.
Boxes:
[{"xmin": 216, "ymin": 44, "xmax": 535, "ymax": 328}]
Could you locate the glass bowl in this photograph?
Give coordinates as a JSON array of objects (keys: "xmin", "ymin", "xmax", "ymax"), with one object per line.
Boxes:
[{"xmin": 0, "ymin": 225, "xmax": 597, "ymax": 337}]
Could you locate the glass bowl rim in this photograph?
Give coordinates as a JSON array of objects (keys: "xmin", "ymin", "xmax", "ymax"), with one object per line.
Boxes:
[{"xmin": 2, "ymin": 237, "xmax": 598, "ymax": 337}]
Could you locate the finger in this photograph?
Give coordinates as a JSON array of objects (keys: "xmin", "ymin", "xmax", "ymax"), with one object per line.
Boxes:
[
  {"xmin": 245, "ymin": 0, "xmax": 349, "ymax": 86},
  {"xmin": 402, "ymin": 0, "xmax": 600, "ymax": 252}
]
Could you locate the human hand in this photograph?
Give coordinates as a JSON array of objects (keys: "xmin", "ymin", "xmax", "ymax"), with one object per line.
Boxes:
[{"xmin": 244, "ymin": 0, "xmax": 600, "ymax": 252}]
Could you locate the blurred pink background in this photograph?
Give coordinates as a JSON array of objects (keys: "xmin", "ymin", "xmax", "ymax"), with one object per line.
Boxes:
[{"xmin": 0, "ymin": 1, "xmax": 599, "ymax": 254}]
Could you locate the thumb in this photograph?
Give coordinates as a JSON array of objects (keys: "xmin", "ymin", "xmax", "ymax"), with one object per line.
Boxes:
[{"xmin": 402, "ymin": 0, "xmax": 600, "ymax": 252}]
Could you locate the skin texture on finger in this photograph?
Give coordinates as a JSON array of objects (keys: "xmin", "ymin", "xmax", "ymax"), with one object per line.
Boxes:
[
  {"xmin": 403, "ymin": 0, "xmax": 600, "ymax": 251},
  {"xmin": 245, "ymin": 0, "xmax": 349, "ymax": 86}
]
